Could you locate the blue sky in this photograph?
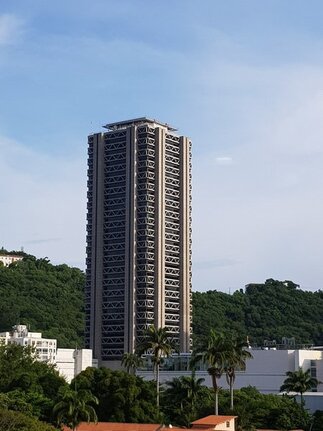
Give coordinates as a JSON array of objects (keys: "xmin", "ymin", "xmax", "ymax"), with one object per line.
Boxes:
[{"xmin": 1, "ymin": 1, "xmax": 323, "ymax": 292}]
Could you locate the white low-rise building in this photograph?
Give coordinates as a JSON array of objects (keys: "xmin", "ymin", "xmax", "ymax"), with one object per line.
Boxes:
[
  {"xmin": 0, "ymin": 325, "xmax": 96, "ymax": 382},
  {"xmin": 56, "ymin": 348, "xmax": 94, "ymax": 383},
  {"xmin": 0, "ymin": 254, "xmax": 24, "ymax": 267},
  {"xmin": 138, "ymin": 348, "xmax": 323, "ymax": 411},
  {"xmin": 139, "ymin": 348, "xmax": 323, "ymax": 393}
]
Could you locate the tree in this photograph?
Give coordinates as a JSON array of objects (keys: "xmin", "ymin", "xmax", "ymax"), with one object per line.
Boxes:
[
  {"xmin": 73, "ymin": 367, "xmax": 160, "ymax": 423},
  {"xmin": 180, "ymin": 372, "xmax": 206, "ymax": 411},
  {"xmin": 53, "ymin": 386, "xmax": 98, "ymax": 431},
  {"xmin": 0, "ymin": 343, "xmax": 67, "ymax": 421},
  {"xmin": 121, "ymin": 353, "xmax": 143, "ymax": 375},
  {"xmin": 312, "ymin": 410, "xmax": 323, "ymax": 431},
  {"xmin": 163, "ymin": 372, "xmax": 209, "ymax": 426},
  {"xmin": 192, "ymin": 329, "xmax": 230, "ymax": 415},
  {"xmin": 280, "ymin": 368, "xmax": 319, "ymax": 405},
  {"xmin": 224, "ymin": 336, "xmax": 253, "ymax": 410},
  {"xmin": 218, "ymin": 386, "xmax": 311, "ymax": 431},
  {"xmin": 136, "ymin": 325, "xmax": 175, "ymax": 408},
  {"xmin": 0, "ymin": 408, "xmax": 55, "ymax": 431}
]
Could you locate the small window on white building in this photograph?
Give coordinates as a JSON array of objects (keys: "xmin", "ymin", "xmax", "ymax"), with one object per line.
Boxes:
[{"xmin": 226, "ymin": 421, "xmax": 230, "ymax": 428}]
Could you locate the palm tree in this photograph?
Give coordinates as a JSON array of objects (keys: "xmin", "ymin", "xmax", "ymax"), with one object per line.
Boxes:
[
  {"xmin": 137, "ymin": 325, "xmax": 175, "ymax": 408},
  {"xmin": 121, "ymin": 352, "xmax": 143, "ymax": 374},
  {"xmin": 165, "ymin": 372, "xmax": 207, "ymax": 426},
  {"xmin": 280, "ymin": 368, "xmax": 319, "ymax": 406},
  {"xmin": 225, "ymin": 336, "xmax": 253, "ymax": 410},
  {"xmin": 192, "ymin": 329, "xmax": 230, "ymax": 415},
  {"xmin": 182, "ymin": 372, "xmax": 206, "ymax": 409},
  {"xmin": 167, "ymin": 372, "xmax": 205, "ymax": 410},
  {"xmin": 53, "ymin": 386, "xmax": 98, "ymax": 431}
]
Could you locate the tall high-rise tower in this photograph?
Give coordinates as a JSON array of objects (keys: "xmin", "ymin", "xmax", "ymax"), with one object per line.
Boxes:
[{"xmin": 85, "ymin": 118, "xmax": 192, "ymax": 366}]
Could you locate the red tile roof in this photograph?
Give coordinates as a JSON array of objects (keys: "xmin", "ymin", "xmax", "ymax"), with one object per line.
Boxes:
[
  {"xmin": 191, "ymin": 416, "xmax": 237, "ymax": 427},
  {"xmin": 62, "ymin": 423, "xmax": 162, "ymax": 431},
  {"xmin": 62, "ymin": 416, "xmax": 239, "ymax": 431}
]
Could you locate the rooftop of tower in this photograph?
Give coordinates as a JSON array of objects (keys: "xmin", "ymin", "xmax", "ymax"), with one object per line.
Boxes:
[{"xmin": 103, "ymin": 117, "xmax": 177, "ymax": 132}]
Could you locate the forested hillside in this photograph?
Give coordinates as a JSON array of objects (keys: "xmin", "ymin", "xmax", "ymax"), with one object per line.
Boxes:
[
  {"xmin": 0, "ymin": 254, "xmax": 85, "ymax": 347},
  {"xmin": 1, "ymin": 253, "xmax": 323, "ymax": 348},
  {"xmin": 193, "ymin": 278, "xmax": 323, "ymax": 346}
]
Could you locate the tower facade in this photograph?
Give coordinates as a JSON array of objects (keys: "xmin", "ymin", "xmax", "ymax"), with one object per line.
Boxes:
[{"xmin": 85, "ymin": 118, "xmax": 192, "ymax": 365}]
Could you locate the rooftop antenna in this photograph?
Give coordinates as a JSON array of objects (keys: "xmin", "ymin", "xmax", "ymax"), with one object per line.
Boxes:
[{"xmin": 246, "ymin": 336, "xmax": 251, "ymax": 348}]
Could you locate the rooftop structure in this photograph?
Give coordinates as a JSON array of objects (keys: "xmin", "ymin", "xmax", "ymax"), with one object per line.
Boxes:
[
  {"xmin": 191, "ymin": 416, "xmax": 237, "ymax": 427},
  {"xmin": 63, "ymin": 424, "xmax": 162, "ymax": 431},
  {"xmin": 104, "ymin": 117, "xmax": 177, "ymax": 132},
  {"xmin": 63, "ymin": 416, "xmax": 237, "ymax": 431}
]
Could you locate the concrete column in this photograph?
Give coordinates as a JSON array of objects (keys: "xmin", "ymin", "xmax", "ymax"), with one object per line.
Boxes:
[
  {"xmin": 155, "ymin": 127, "xmax": 166, "ymax": 329},
  {"xmin": 179, "ymin": 136, "xmax": 191, "ymax": 352},
  {"xmin": 91, "ymin": 133, "xmax": 105, "ymax": 361},
  {"xmin": 124, "ymin": 126, "xmax": 137, "ymax": 353}
]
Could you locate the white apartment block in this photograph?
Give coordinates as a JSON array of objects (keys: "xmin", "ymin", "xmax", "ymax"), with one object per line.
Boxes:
[
  {"xmin": 0, "ymin": 325, "xmax": 96, "ymax": 383},
  {"xmin": 0, "ymin": 324, "xmax": 57, "ymax": 362},
  {"xmin": 0, "ymin": 254, "xmax": 23, "ymax": 267}
]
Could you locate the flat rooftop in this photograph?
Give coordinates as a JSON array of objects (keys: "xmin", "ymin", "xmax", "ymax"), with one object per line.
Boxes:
[{"xmin": 103, "ymin": 117, "xmax": 177, "ymax": 132}]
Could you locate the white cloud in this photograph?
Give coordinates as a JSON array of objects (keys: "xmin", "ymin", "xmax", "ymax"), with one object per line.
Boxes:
[
  {"xmin": 215, "ymin": 156, "xmax": 233, "ymax": 165},
  {"xmin": 0, "ymin": 14, "xmax": 24, "ymax": 45}
]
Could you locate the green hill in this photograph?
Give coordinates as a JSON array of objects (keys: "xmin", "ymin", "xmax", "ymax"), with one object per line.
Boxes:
[
  {"xmin": 1, "ymin": 253, "xmax": 323, "ymax": 348},
  {"xmin": 193, "ymin": 278, "xmax": 323, "ymax": 346},
  {"xmin": 0, "ymin": 254, "xmax": 85, "ymax": 348}
]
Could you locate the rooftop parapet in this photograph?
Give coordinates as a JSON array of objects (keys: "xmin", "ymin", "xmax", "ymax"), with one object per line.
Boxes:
[{"xmin": 103, "ymin": 117, "xmax": 177, "ymax": 132}]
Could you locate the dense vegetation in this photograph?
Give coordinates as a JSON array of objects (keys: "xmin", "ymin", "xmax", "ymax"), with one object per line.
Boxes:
[
  {"xmin": 0, "ymin": 247, "xmax": 26, "ymax": 257},
  {"xmin": 0, "ymin": 254, "xmax": 85, "ymax": 348},
  {"xmin": 73, "ymin": 367, "xmax": 160, "ymax": 423},
  {"xmin": 2, "ymin": 251, "xmax": 323, "ymax": 349},
  {"xmin": 193, "ymin": 278, "xmax": 323, "ymax": 346},
  {"xmin": 163, "ymin": 381, "xmax": 314, "ymax": 430},
  {"xmin": 0, "ymin": 409, "xmax": 56, "ymax": 431},
  {"xmin": 0, "ymin": 343, "xmax": 66, "ymax": 429},
  {"xmin": 1, "ymin": 344, "xmax": 322, "ymax": 431},
  {"xmin": 2, "ymin": 253, "xmax": 323, "ymax": 429}
]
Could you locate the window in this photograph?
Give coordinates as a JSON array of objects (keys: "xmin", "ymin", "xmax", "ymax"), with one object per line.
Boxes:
[{"xmin": 226, "ymin": 421, "xmax": 230, "ymax": 428}]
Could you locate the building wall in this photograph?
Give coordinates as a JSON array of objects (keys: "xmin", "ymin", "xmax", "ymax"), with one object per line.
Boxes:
[
  {"xmin": 138, "ymin": 349, "xmax": 323, "ymax": 394},
  {"xmin": 215, "ymin": 419, "xmax": 235, "ymax": 431},
  {"xmin": 56, "ymin": 348, "xmax": 76, "ymax": 383},
  {"xmin": 85, "ymin": 118, "xmax": 192, "ymax": 365},
  {"xmin": 295, "ymin": 393, "xmax": 323, "ymax": 413},
  {"xmin": 74, "ymin": 349, "xmax": 93, "ymax": 376},
  {"xmin": 56, "ymin": 348, "xmax": 94, "ymax": 383}
]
